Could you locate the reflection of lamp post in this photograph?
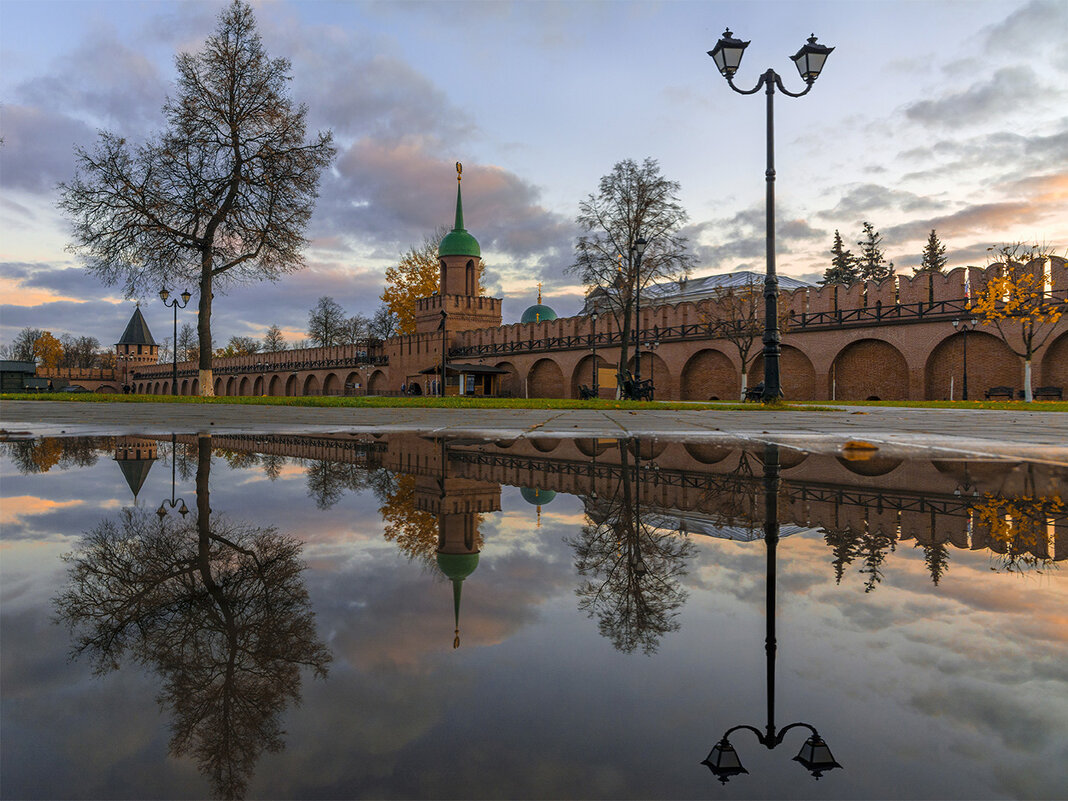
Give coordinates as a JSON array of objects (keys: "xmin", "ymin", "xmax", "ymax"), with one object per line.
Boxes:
[
  {"xmin": 708, "ymin": 30, "xmax": 833, "ymax": 402},
  {"xmin": 631, "ymin": 235, "xmax": 648, "ymax": 384},
  {"xmin": 156, "ymin": 434, "xmax": 190, "ymax": 519},
  {"xmin": 159, "ymin": 286, "xmax": 192, "ymax": 396},
  {"xmin": 701, "ymin": 444, "xmax": 842, "ymax": 784},
  {"xmin": 591, "ymin": 311, "xmax": 599, "ymax": 398},
  {"xmin": 951, "ymin": 317, "xmax": 978, "ymax": 401}
]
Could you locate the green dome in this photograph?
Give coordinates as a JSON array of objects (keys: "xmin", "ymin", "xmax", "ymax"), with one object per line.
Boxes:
[
  {"xmin": 439, "ymin": 228, "xmax": 481, "ymax": 258},
  {"xmin": 438, "ymin": 179, "xmax": 481, "ymax": 258},
  {"xmin": 520, "ymin": 487, "xmax": 556, "ymax": 505},
  {"xmin": 436, "ymin": 552, "xmax": 480, "ymax": 581},
  {"xmin": 521, "ymin": 304, "xmax": 557, "ymax": 324}
]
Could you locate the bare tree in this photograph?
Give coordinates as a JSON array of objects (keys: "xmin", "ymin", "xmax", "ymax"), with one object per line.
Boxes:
[
  {"xmin": 58, "ymin": 1, "xmax": 335, "ymax": 396},
  {"xmin": 10, "ymin": 327, "xmax": 43, "ymax": 362},
  {"xmin": 262, "ymin": 324, "xmax": 286, "ymax": 352},
  {"xmin": 343, "ymin": 313, "xmax": 371, "ymax": 346},
  {"xmin": 569, "ymin": 158, "xmax": 691, "ymax": 395},
  {"xmin": 369, "ymin": 304, "xmax": 398, "ymax": 340},
  {"xmin": 177, "ymin": 322, "xmax": 199, "ymax": 362},
  {"xmin": 307, "ymin": 296, "xmax": 347, "ymax": 347}
]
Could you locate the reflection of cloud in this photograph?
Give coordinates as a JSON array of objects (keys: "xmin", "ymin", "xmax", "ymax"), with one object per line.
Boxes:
[{"xmin": 0, "ymin": 496, "xmax": 82, "ymax": 527}]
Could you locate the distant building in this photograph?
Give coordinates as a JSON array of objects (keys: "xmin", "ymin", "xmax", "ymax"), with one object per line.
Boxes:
[
  {"xmin": 583, "ymin": 270, "xmax": 814, "ymax": 315},
  {"xmin": 0, "ymin": 360, "xmax": 38, "ymax": 392},
  {"xmin": 115, "ymin": 305, "xmax": 158, "ymax": 367}
]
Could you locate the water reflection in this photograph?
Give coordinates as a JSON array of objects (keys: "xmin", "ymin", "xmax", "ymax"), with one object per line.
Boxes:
[
  {"xmin": 2, "ymin": 433, "xmax": 1065, "ymax": 799},
  {"xmin": 53, "ymin": 435, "xmax": 331, "ymax": 800}
]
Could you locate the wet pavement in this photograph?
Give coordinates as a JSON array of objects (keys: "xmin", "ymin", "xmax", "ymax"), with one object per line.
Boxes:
[{"xmin": 3, "ymin": 400, "xmax": 1067, "ymax": 464}]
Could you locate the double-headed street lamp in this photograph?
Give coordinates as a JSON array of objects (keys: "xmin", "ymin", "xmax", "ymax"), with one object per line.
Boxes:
[
  {"xmin": 708, "ymin": 30, "xmax": 834, "ymax": 403},
  {"xmin": 700, "ymin": 444, "xmax": 841, "ymax": 784},
  {"xmin": 631, "ymin": 235, "xmax": 648, "ymax": 385},
  {"xmin": 156, "ymin": 434, "xmax": 190, "ymax": 520},
  {"xmin": 159, "ymin": 286, "xmax": 191, "ymax": 396},
  {"xmin": 952, "ymin": 317, "xmax": 978, "ymax": 401}
]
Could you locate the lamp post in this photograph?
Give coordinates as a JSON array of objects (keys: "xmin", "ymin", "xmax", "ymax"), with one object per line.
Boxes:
[
  {"xmin": 440, "ymin": 309, "xmax": 448, "ymax": 398},
  {"xmin": 591, "ymin": 311, "xmax": 600, "ymax": 398},
  {"xmin": 951, "ymin": 317, "xmax": 978, "ymax": 401},
  {"xmin": 159, "ymin": 286, "xmax": 191, "ymax": 396},
  {"xmin": 156, "ymin": 434, "xmax": 190, "ymax": 520},
  {"xmin": 630, "ymin": 235, "xmax": 648, "ymax": 386},
  {"xmin": 118, "ymin": 352, "xmax": 133, "ymax": 392},
  {"xmin": 701, "ymin": 444, "xmax": 841, "ymax": 784},
  {"xmin": 709, "ymin": 30, "xmax": 833, "ymax": 403}
]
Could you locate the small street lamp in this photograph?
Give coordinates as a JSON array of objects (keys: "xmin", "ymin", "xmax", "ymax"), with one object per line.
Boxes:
[
  {"xmin": 159, "ymin": 286, "xmax": 192, "ymax": 396},
  {"xmin": 117, "ymin": 352, "xmax": 133, "ymax": 392},
  {"xmin": 951, "ymin": 317, "xmax": 979, "ymax": 401},
  {"xmin": 439, "ymin": 309, "xmax": 448, "ymax": 398},
  {"xmin": 631, "ymin": 235, "xmax": 648, "ymax": 387},
  {"xmin": 708, "ymin": 29, "xmax": 833, "ymax": 402},
  {"xmin": 156, "ymin": 434, "xmax": 190, "ymax": 520},
  {"xmin": 590, "ymin": 311, "xmax": 600, "ymax": 398}
]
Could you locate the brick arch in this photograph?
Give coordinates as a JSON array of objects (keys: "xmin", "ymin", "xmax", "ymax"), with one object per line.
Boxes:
[
  {"xmin": 191, "ymin": 379, "xmax": 200, "ymax": 396},
  {"xmin": 829, "ymin": 339, "xmax": 906, "ymax": 400},
  {"xmin": 214, "ymin": 378, "xmax": 223, "ymax": 395},
  {"xmin": 680, "ymin": 349, "xmax": 737, "ymax": 400},
  {"xmin": 684, "ymin": 443, "xmax": 733, "ymax": 464},
  {"xmin": 268, "ymin": 375, "xmax": 282, "ymax": 396},
  {"xmin": 161, "ymin": 381, "xmax": 170, "ymax": 395},
  {"xmin": 925, "ymin": 331, "xmax": 1020, "ymax": 400},
  {"xmin": 345, "ymin": 371, "xmax": 361, "ymax": 394},
  {"xmin": 253, "ymin": 376, "xmax": 264, "ymax": 395},
  {"xmin": 571, "ymin": 354, "xmax": 609, "ymax": 398},
  {"xmin": 285, "ymin": 374, "xmax": 298, "ymax": 396},
  {"xmin": 494, "ymin": 361, "xmax": 521, "ymax": 397},
  {"xmin": 323, "ymin": 373, "xmax": 340, "ymax": 395},
  {"xmin": 238, "ymin": 376, "xmax": 251, "ymax": 396},
  {"xmin": 1041, "ymin": 332, "xmax": 1068, "ymax": 389},
  {"xmin": 180, "ymin": 379, "xmax": 189, "ymax": 395},
  {"xmin": 303, "ymin": 374, "xmax": 321, "ymax": 395},
  {"xmin": 154, "ymin": 381, "xmax": 162, "ymax": 394},
  {"xmin": 368, "ymin": 369, "xmax": 388, "ymax": 394},
  {"xmin": 528, "ymin": 358, "xmax": 565, "ymax": 398},
  {"xmin": 225, "ymin": 377, "xmax": 235, "ymax": 396},
  {"xmin": 751, "ymin": 345, "xmax": 817, "ymax": 400}
]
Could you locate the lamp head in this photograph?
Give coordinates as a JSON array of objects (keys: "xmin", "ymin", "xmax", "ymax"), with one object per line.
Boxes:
[
  {"xmin": 181, "ymin": 290, "xmax": 192, "ymax": 305},
  {"xmin": 708, "ymin": 28, "xmax": 750, "ymax": 78},
  {"xmin": 790, "ymin": 35, "xmax": 834, "ymax": 82},
  {"xmin": 632, "ymin": 235, "xmax": 648, "ymax": 258},
  {"xmin": 701, "ymin": 737, "xmax": 748, "ymax": 784},
  {"xmin": 159, "ymin": 286, "xmax": 169, "ymax": 302},
  {"xmin": 793, "ymin": 734, "xmax": 842, "ymax": 779}
]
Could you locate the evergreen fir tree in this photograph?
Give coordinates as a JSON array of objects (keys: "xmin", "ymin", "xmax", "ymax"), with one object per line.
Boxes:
[
  {"xmin": 915, "ymin": 229, "xmax": 948, "ymax": 273},
  {"xmin": 820, "ymin": 229, "xmax": 859, "ymax": 285},
  {"xmin": 856, "ymin": 221, "xmax": 894, "ymax": 281}
]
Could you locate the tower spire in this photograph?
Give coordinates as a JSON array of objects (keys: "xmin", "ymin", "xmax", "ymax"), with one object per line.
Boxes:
[{"xmin": 454, "ymin": 161, "xmax": 465, "ymax": 231}]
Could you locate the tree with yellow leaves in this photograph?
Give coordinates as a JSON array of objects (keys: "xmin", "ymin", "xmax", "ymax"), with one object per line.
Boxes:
[
  {"xmin": 33, "ymin": 331, "xmax": 64, "ymax": 369},
  {"xmin": 970, "ymin": 243, "xmax": 1066, "ymax": 402}
]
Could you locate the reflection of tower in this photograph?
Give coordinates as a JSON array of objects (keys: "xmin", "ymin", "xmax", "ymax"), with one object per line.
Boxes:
[
  {"xmin": 412, "ymin": 441, "xmax": 501, "ymax": 649},
  {"xmin": 114, "ymin": 436, "xmax": 158, "ymax": 503},
  {"xmin": 520, "ymin": 486, "xmax": 556, "ymax": 528}
]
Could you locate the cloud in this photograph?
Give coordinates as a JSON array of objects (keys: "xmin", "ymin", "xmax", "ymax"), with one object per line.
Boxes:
[
  {"xmin": 683, "ymin": 205, "xmax": 826, "ymax": 271},
  {"xmin": 0, "ymin": 106, "xmax": 95, "ymax": 193},
  {"xmin": 904, "ymin": 66, "xmax": 1052, "ymax": 128},
  {"xmin": 817, "ymin": 183, "xmax": 947, "ymax": 220},
  {"xmin": 981, "ymin": 0, "xmax": 1068, "ymax": 73}
]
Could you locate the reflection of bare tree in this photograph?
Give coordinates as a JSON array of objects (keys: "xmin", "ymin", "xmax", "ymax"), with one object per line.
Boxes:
[
  {"xmin": 571, "ymin": 440, "xmax": 695, "ymax": 655},
  {"xmin": 54, "ymin": 436, "xmax": 330, "ymax": 800}
]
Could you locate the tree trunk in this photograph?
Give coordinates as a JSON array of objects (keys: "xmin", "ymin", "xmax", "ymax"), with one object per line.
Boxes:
[
  {"xmin": 198, "ymin": 249, "xmax": 215, "ymax": 396},
  {"xmin": 1024, "ymin": 358, "xmax": 1033, "ymax": 402},
  {"xmin": 617, "ymin": 299, "xmax": 633, "ymax": 400},
  {"xmin": 740, "ymin": 369, "xmax": 748, "ymax": 401}
]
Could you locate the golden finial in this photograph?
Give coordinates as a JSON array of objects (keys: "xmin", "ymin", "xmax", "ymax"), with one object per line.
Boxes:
[
  {"xmin": 453, "ymin": 629, "xmax": 461, "ymax": 649},
  {"xmin": 456, "ymin": 162, "xmax": 462, "ymax": 182},
  {"xmin": 537, "ymin": 282, "xmax": 542, "ymax": 304}
]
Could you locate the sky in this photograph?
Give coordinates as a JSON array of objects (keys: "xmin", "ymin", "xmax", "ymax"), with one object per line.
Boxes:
[{"xmin": 2, "ymin": 0, "xmax": 1066, "ymax": 351}]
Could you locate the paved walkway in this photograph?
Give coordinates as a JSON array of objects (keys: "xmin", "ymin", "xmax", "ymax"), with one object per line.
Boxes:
[{"xmin": 4, "ymin": 400, "xmax": 1067, "ymax": 464}]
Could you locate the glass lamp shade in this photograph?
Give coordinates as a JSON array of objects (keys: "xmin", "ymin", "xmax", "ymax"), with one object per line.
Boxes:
[
  {"xmin": 790, "ymin": 35, "xmax": 834, "ymax": 82},
  {"xmin": 701, "ymin": 739, "xmax": 749, "ymax": 784},
  {"xmin": 178, "ymin": 501, "xmax": 189, "ymax": 517},
  {"xmin": 159, "ymin": 287, "xmax": 170, "ymax": 301},
  {"xmin": 156, "ymin": 504, "xmax": 168, "ymax": 519},
  {"xmin": 633, "ymin": 236, "xmax": 649, "ymax": 257},
  {"xmin": 181, "ymin": 290, "xmax": 192, "ymax": 304},
  {"xmin": 707, "ymin": 29, "xmax": 750, "ymax": 77},
  {"xmin": 793, "ymin": 735, "xmax": 842, "ymax": 778}
]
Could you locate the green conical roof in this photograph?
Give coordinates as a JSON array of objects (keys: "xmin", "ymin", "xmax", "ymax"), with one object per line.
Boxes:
[
  {"xmin": 437, "ymin": 551, "xmax": 480, "ymax": 650},
  {"xmin": 438, "ymin": 180, "xmax": 481, "ymax": 258}
]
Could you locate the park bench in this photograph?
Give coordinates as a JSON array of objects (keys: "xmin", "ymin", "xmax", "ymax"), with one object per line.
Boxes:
[
  {"xmin": 984, "ymin": 386, "xmax": 1014, "ymax": 400},
  {"xmin": 618, "ymin": 371, "xmax": 655, "ymax": 401},
  {"xmin": 744, "ymin": 382, "xmax": 765, "ymax": 402},
  {"xmin": 1033, "ymin": 386, "xmax": 1063, "ymax": 400},
  {"xmin": 579, "ymin": 385, "xmax": 597, "ymax": 400}
]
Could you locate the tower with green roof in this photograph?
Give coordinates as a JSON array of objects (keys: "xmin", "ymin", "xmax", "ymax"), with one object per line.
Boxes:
[{"xmin": 413, "ymin": 163, "xmax": 501, "ymax": 336}]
